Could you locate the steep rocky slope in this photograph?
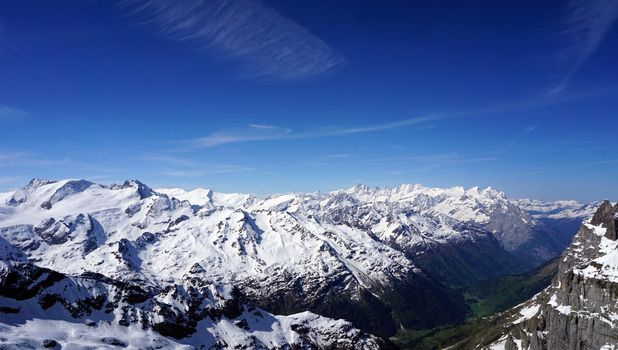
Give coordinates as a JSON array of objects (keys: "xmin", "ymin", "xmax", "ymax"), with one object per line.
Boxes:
[
  {"xmin": 472, "ymin": 200, "xmax": 618, "ymax": 349},
  {"xmin": 0, "ymin": 253, "xmax": 385, "ymax": 349}
]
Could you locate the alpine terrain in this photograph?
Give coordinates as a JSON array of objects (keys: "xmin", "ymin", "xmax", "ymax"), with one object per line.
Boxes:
[
  {"xmin": 466, "ymin": 200, "xmax": 618, "ymax": 349},
  {"xmin": 0, "ymin": 179, "xmax": 596, "ymax": 348}
]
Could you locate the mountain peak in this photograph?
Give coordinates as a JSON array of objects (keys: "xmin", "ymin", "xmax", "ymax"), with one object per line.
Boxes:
[
  {"xmin": 349, "ymin": 183, "xmax": 371, "ymax": 193},
  {"xmin": 115, "ymin": 180, "xmax": 155, "ymax": 199},
  {"xmin": 26, "ymin": 178, "xmax": 57, "ymax": 189},
  {"xmin": 591, "ymin": 200, "xmax": 617, "ymax": 240}
]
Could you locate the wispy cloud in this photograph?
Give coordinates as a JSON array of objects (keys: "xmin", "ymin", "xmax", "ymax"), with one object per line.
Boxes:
[
  {"xmin": 162, "ymin": 164, "xmax": 254, "ymax": 177},
  {"xmin": 295, "ymin": 152, "xmax": 498, "ymax": 171},
  {"xmin": 195, "ymin": 124, "xmax": 293, "ymax": 147},
  {"xmin": 141, "ymin": 152, "xmax": 254, "ymax": 177},
  {"xmin": 550, "ymin": 0, "xmax": 618, "ymax": 94},
  {"xmin": 584, "ymin": 158, "xmax": 618, "ymax": 166},
  {"xmin": 0, "ymin": 151, "xmax": 68, "ymax": 167},
  {"xmin": 0, "ymin": 176, "xmax": 19, "ymax": 185},
  {"xmin": 176, "ymin": 85, "xmax": 613, "ymax": 149},
  {"xmin": 191, "ymin": 116, "xmax": 440, "ymax": 148},
  {"xmin": 317, "ymin": 154, "xmax": 351, "ymax": 159},
  {"xmin": 409, "ymin": 152, "xmax": 499, "ymax": 171},
  {"xmin": 524, "ymin": 124, "xmax": 539, "ymax": 133},
  {"xmin": 118, "ymin": 0, "xmax": 344, "ymax": 80},
  {"xmin": 497, "ymin": 124, "xmax": 540, "ymax": 153},
  {"xmin": 141, "ymin": 153, "xmax": 196, "ymax": 166},
  {"xmin": 0, "ymin": 104, "xmax": 28, "ymax": 121},
  {"xmin": 505, "ymin": 158, "xmax": 618, "ymax": 180}
]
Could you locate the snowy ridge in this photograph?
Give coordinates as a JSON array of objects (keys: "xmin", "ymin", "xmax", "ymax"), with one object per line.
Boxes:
[
  {"xmin": 161, "ymin": 182, "xmax": 539, "ymax": 246},
  {"xmin": 0, "ymin": 179, "xmax": 415, "ymax": 294},
  {"xmin": 0, "ymin": 179, "xmax": 589, "ymax": 346},
  {"xmin": 512, "ymin": 198, "xmax": 601, "ymax": 220},
  {"xmin": 0, "ymin": 260, "xmax": 383, "ymax": 349}
]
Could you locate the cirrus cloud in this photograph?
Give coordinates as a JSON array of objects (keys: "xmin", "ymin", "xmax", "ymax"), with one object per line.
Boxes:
[
  {"xmin": 118, "ymin": 0, "xmax": 345, "ymax": 80},
  {"xmin": 550, "ymin": 0, "xmax": 618, "ymax": 94}
]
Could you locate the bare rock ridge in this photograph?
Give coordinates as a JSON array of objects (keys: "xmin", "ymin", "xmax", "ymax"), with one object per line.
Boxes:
[
  {"xmin": 590, "ymin": 200, "xmax": 618, "ymax": 240},
  {"xmin": 474, "ymin": 200, "xmax": 618, "ymax": 349}
]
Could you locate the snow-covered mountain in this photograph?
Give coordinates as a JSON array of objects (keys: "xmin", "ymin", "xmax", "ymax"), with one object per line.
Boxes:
[
  {"xmin": 512, "ymin": 198, "xmax": 600, "ymax": 220},
  {"xmin": 513, "ymin": 198, "xmax": 602, "ymax": 253},
  {"xmin": 331, "ymin": 184, "xmax": 556, "ymax": 266},
  {"xmin": 0, "ymin": 254, "xmax": 384, "ymax": 349},
  {"xmin": 474, "ymin": 200, "xmax": 618, "ymax": 349},
  {"xmin": 0, "ymin": 179, "xmax": 586, "ymax": 344},
  {"xmin": 161, "ymin": 182, "xmax": 568, "ymax": 272},
  {"xmin": 0, "ymin": 180, "xmax": 389, "ymax": 349}
]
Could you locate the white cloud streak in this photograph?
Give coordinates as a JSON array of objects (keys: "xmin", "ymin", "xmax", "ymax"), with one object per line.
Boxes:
[
  {"xmin": 119, "ymin": 0, "xmax": 344, "ymax": 80},
  {"xmin": 162, "ymin": 164, "xmax": 254, "ymax": 177},
  {"xmin": 0, "ymin": 152, "xmax": 68, "ymax": 167},
  {"xmin": 141, "ymin": 153, "xmax": 254, "ymax": 177},
  {"xmin": 175, "ymin": 88, "xmax": 611, "ymax": 150},
  {"xmin": 551, "ymin": 0, "xmax": 618, "ymax": 94},
  {"xmin": 141, "ymin": 153, "xmax": 196, "ymax": 166},
  {"xmin": 0, "ymin": 176, "xmax": 19, "ymax": 185},
  {"xmin": 0, "ymin": 104, "xmax": 28, "ymax": 121},
  {"xmin": 294, "ymin": 152, "xmax": 498, "ymax": 170},
  {"xmin": 191, "ymin": 116, "xmax": 440, "ymax": 148}
]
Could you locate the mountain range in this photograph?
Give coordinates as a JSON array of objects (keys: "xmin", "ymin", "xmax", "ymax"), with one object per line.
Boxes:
[{"xmin": 0, "ymin": 179, "xmax": 599, "ymax": 348}]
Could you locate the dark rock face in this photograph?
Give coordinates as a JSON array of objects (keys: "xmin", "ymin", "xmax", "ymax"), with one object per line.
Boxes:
[
  {"xmin": 6, "ymin": 192, "xmax": 27, "ymax": 207},
  {"xmin": 42, "ymin": 339, "xmax": 59, "ymax": 349},
  {"xmin": 590, "ymin": 200, "xmax": 617, "ymax": 240},
  {"xmin": 27, "ymin": 179, "xmax": 58, "ymax": 188},
  {"xmin": 0, "ymin": 261, "xmax": 388, "ymax": 349},
  {"xmin": 114, "ymin": 180, "xmax": 155, "ymax": 199},
  {"xmin": 474, "ymin": 200, "xmax": 618, "ymax": 349},
  {"xmin": 100, "ymin": 337, "xmax": 127, "ymax": 347}
]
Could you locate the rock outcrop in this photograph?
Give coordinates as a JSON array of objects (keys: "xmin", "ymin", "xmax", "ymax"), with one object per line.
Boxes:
[
  {"xmin": 0, "ymin": 259, "xmax": 388, "ymax": 349},
  {"xmin": 476, "ymin": 200, "xmax": 618, "ymax": 349}
]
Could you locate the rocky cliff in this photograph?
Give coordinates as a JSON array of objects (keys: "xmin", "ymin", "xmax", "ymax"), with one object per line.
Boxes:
[{"xmin": 475, "ymin": 200, "xmax": 618, "ymax": 349}]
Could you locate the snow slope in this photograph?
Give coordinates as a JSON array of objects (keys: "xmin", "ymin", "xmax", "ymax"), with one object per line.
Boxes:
[{"xmin": 0, "ymin": 259, "xmax": 383, "ymax": 349}]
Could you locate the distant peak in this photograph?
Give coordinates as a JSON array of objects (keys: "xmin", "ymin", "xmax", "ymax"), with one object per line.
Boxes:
[
  {"xmin": 26, "ymin": 178, "xmax": 57, "ymax": 188},
  {"xmin": 114, "ymin": 180, "xmax": 155, "ymax": 199},
  {"xmin": 397, "ymin": 183, "xmax": 424, "ymax": 192},
  {"xmin": 350, "ymin": 183, "xmax": 371, "ymax": 192}
]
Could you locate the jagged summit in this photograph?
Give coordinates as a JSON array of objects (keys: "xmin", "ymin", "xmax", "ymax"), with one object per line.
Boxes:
[
  {"xmin": 26, "ymin": 178, "xmax": 57, "ymax": 188},
  {"xmin": 115, "ymin": 179, "xmax": 156, "ymax": 199},
  {"xmin": 590, "ymin": 200, "xmax": 618, "ymax": 240},
  {"xmin": 340, "ymin": 182, "xmax": 506, "ymax": 200}
]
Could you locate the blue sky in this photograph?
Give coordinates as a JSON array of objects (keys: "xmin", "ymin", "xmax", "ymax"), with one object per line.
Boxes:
[{"xmin": 1, "ymin": 0, "xmax": 617, "ymax": 201}]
